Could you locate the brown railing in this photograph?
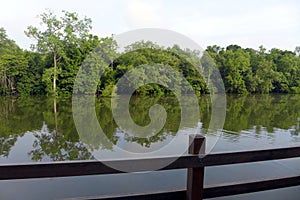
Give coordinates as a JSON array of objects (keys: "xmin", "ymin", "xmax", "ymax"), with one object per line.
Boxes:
[{"xmin": 1, "ymin": 135, "xmax": 300, "ymax": 200}]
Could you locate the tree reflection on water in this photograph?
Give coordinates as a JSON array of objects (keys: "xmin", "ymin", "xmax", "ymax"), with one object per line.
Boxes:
[{"xmin": 0, "ymin": 94, "xmax": 299, "ymax": 161}]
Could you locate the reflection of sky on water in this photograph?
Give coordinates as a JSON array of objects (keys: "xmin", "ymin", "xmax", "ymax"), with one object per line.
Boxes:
[
  {"xmin": 216, "ymin": 126, "xmax": 300, "ymax": 152},
  {"xmin": 0, "ymin": 122, "xmax": 300, "ymax": 200}
]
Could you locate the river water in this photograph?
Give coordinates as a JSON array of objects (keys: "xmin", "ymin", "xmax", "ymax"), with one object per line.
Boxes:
[{"xmin": 0, "ymin": 94, "xmax": 299, "ymax": 199}]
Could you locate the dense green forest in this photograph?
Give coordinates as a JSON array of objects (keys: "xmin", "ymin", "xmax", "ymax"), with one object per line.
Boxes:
[{"xmin": 0, "ymin": 10, "xmax": 300, "ymax": 96}]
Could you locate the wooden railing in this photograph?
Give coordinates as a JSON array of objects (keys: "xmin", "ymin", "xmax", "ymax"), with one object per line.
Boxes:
[{"xmin": 1, "ymin": 135, "xmax": 300, "ymax": 200}]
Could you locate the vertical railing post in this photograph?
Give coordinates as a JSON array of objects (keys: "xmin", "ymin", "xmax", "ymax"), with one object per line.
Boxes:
[{"xmin": 187, "ymin": 134, "xmax": 206, "ymax": 200}]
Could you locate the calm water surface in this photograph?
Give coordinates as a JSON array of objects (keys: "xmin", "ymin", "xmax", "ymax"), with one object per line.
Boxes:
[{"xmin": 0, "ymin": 94, "xmax": 299, "ymax": 199}]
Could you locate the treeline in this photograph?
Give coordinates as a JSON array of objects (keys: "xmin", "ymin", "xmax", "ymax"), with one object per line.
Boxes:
[
  {"xmin": 207, "ymin": 45, "xmax": 300, "ymax": 94},
  {"xmin": 0, "ymin": 10, "xmax": 299, "ymax": 96}
]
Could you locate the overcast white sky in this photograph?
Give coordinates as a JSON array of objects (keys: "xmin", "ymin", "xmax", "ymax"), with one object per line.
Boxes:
[{"xmin": 0, "ymin": 0, "xmax": 299, "ymax": 51}]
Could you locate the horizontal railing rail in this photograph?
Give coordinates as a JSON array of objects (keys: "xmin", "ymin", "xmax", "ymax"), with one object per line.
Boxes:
[
  {"xmin": 1, "ymin": 146, "xmax": 300, "ymax": 180},
  {"xmin": 0, "ymin": 155, "xmax": 199, "ymax": 180},
  {"xmin": 1, "ymin": 135, "xmax": 300, "ymax": 200}
]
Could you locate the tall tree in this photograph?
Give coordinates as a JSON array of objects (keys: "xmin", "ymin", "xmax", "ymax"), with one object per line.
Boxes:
[{"xmin": 25, "ymin": 9, "xmax": 93, "ymax": 95}]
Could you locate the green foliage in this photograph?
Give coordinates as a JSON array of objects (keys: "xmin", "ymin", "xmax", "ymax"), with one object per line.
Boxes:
[
  {"xmin": 0, "ymin": 9, "xmax": 300, "ymax": 96},
  {"xmin": 17, "ymin": 51, "xmax": 47, "ymax": 95},
  {"xmin": 25, "ymin": 9, "xmax": 96, "ymax": 95},
  {"xmin": 0, "ymin": 29, "xmax": 28, "ymax": 95},
  {"xmin": 95, "ymin": 43, "xmax": 207, "ymax": 96},
  {"xmin": 218, "ymin": 49, "xmax": 250, "ymax": 93},
  {"xmin": 0, "ymin": 28, "xmax": 22, "ymax": 55},
  {"xmin": 206, "ymin": 45, "xmax": 300, "ymax": 94}
]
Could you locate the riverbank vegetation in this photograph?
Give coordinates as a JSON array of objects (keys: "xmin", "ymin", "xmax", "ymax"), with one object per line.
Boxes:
[{"xmin": 0, "ymin": 10, "xmax": 300, "ymax": 96}]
